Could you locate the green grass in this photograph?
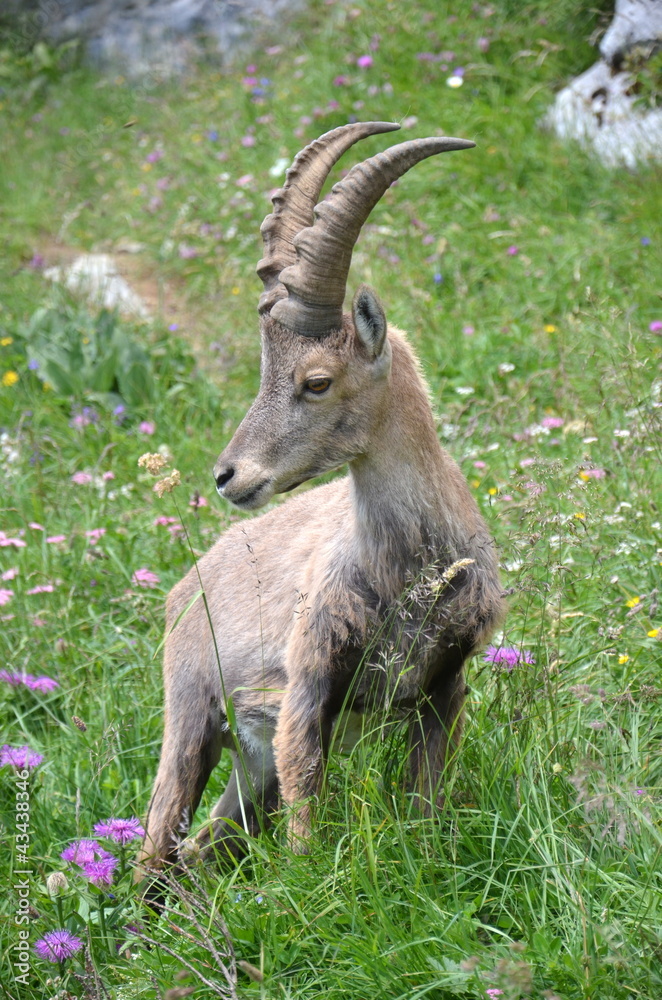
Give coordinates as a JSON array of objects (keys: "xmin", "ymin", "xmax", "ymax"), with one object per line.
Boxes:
[{"xmin": 0, "ymin": 1, "xmax": 661, "ymax": 997}]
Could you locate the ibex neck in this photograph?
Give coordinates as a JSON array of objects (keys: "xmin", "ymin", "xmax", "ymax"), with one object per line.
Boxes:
[{"xmin": 348, "ymin": 331, "xmax": 465, "ymax": 596}]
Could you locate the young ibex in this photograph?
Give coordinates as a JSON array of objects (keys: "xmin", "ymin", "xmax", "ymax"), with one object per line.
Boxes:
[{"xmin": 140, "ymin": 121, "xmax": 504, "ymax": 870}]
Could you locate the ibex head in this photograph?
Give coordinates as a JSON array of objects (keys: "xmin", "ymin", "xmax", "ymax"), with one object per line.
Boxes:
[{"xmin": 214, "ymin": 122, "xmax": 475, "ymax": 510}]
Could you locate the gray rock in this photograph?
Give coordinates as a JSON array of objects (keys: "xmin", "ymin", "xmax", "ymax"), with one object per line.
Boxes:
[
  {"xmin": 600, "ymin": 0, "xmax": 662, "ymax": 67},
  {"xmin": 544, "ymin": 0, "xmax": 662, "ymax": 168},
  {"xmin": 44, "ymin": 254, "xmax": 149, "ymax": 317},
  {"xmin": 5, "ymin": 0, "xmax": 303, "ymax": 77}
]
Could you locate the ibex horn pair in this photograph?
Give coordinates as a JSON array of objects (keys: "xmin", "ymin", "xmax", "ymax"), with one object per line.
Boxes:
[{"xmin": 257, "ymin": 121, "xmax": 475, "ymax": 336}]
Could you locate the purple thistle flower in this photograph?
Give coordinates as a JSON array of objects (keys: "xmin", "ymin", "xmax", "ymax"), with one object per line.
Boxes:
[
  {"xmin": 82, "ymin": 856, "xmax": 119, "ymax": 885},
  {"xmin": 0, "ymin": 744, "xmax": 44, "ymax": 768},
  {"xmin": 483, "ymin": 645, "xmax": 535, "ymax": 671},
  {"xmin": 61, "ymin": 838, "xmax": 113, "ymax": 865},
  {"xmin": 0, "ymin": 670, "xmax": 58, "ymax": 692},
  {"xmin": 93, "ymin": 816, "xmax": 145, "ymax": 844},
  {"xmin": 34, "ymin": 929, "xmax": 83, "ymax": 963}
]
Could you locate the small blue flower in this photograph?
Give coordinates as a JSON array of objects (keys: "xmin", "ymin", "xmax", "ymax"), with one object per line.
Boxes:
[
  {"xmin": 28, "ymin": 358, "xmax": 39, "ymax": 370},
  {"xmin": 433, "ymin": 273, "xmax": 443, "ymax": 285},
  {"xmin": 641, "ymin": 236, "xmax": 651, "ymax": 246}
]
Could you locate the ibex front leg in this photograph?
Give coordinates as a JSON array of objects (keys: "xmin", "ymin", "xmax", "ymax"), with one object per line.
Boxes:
[
  {"xmin": 139, "ymin": 683, "xmax": 224, "ymax": 874},
  {"xmin": 272, "ymin": 673, "xmax": 334, "ymax": 851},
  {"xmin": 407, "ymin": 655, "xmax": 467, "ymax": 813}
]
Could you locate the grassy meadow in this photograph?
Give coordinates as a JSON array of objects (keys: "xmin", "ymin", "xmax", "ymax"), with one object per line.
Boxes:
[{"xmin": 0, "ymin": 0, "xmax": 661, "ymax": 997}]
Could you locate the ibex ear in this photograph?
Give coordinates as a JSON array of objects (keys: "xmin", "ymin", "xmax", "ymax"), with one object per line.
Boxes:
[{"xmin": 352, "ymin": 285, "xmax": 387, "ymax": 360}]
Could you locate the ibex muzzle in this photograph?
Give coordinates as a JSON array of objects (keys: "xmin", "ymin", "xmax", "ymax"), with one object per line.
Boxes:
[{"xmin": 139, "ymin": 122, "xmax": 504, "ymax": 876}]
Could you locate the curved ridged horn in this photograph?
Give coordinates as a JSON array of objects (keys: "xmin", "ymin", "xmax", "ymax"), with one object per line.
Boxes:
[
  {"xmin": 270, "ymin": 136, "xmax": 476, "ymax": 336},
  {"xmin": 257, "ymin": 121, "xmax": 401, "ymax": 315}
]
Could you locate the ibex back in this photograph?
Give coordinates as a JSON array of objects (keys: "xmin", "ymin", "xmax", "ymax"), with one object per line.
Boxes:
[{"xmin": 139, "ymin": 122, "xmax": 504, "ymax": 870}]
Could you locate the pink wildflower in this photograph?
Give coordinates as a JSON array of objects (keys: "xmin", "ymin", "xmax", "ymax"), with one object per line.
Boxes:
[
  {"xmin": 154, "ymin": 516, "xmax": 178, "ymax": 526},
  {"xmin": 189, "ymin": 495, "xmax": 208, "ymax": 507},
  {"xmin": 357, "ymin": 54, "xmax": 373, "ymax": 68},
  {"xmin": 94, "ymin": 816, "xmax": 145, "ymax": 844},
  {"xmin": 26, "ymin": 584, "xmax": 54, "ymax": 594},
  {"xmin": 0, "ymin": 744, "xmax": 44, "ymax": 768},
  {"xmin": 2, "ymin": 567, "xmax": 18, "ymax": 580},
  {"xmin": 102, "ymin": 471, "xmax": 115, "ymax": 480},
  {"xmin": 71, "ymin": 472, "xmax": 93, "ymax": 485},
  {"xmin": 139, "ymin": 421, "xmax": 156, "ymax": 435},
  {"xmin": 29, "ymin": 522, "xmax": 44, "ymax": 530},
  {"xmin": 0, "ymin": 671, "xmax": 59, "ymax": 692},
  {"xmin": 486, "ymin": 991, "xmax": 504, "ymax": 999},
  {"xmin": 61, "ymin": 838, "xmax": 113, "ymax": 865},
  {"xmin": 46, "ymin": 535, "xmax": 66, "ymax": 544},
  {"xmin": 34, "ymin": 929, "xmax": 83, "ymax": 963},
  {"xmin": 541, "ymin": 416, "xmax": 563, "ymax": 429},
  {"xmin": 0, "ymin": 532, "xmax": 26, "ymax": 548},
  {"xmin": 649, "ymin": 320, "xmax": 662, "ymax": 333},
  {"xmin": 506, "ymin": 245, "xmax": 519, "ymax": 255},
  {"xmin": 484, "ymin": 645, "xmax": 535, "ymax": 671},
  {"xmin": 82, "ymin": 856, "xmax": 118, "ymax": 885},
  {"xmin": 132, "ymin": 567, "xmax": 160, "ymax": 588},
  {"xmin": 85, "ymin": 528, "xmax": 106, "ymax": 544},
  {"xmin": 581, "ymin": 468, "xmax": 606, "ymax": 479},
  {"xmin": 0, "ymin": 588, "xmax": 14, "ymax": 605}
]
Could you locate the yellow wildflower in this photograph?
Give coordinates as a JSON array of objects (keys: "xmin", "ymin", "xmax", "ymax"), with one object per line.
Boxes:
[
  {"xmin": 574, "ymin": 512, "xmax": 585, "ymax": 520},
  {"xmin": 625, "ymin": 596, "xmax": 641, "ymax": 608},
  {"xmin": 647, "ymin": 629, "xmax": 659, "ymax": 638},
  {"xmin": 618, "ymin": 654, "xmax": 629, "ymax": 665},
  {"xmin": 0, "ymin": 337, "xmax": 12, "ymax": 346},
  {"xmin": 2, "ymin": 370, "xmax": 19, "ymax": 387},
  {"xmin": 488, "ymin": 487, "xmax": 498, "ymax": 496},
  {"xmin": 544, "ymin": 324, "xmax": 557, "ymax": 333},
  {"xmin": 231, "ymin": 286, "xmax": 240, "ymax": 296}
]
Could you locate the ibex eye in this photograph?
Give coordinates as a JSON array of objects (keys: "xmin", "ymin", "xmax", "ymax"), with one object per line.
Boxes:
[{"xmin": 305, "ymin": 377, "xmax": 331, "ymax": 394}]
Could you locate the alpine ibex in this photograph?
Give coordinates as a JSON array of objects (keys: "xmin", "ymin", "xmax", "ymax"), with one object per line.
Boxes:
[{"xmin": 140, "ymin": 121, "xmax": 504, "ymax": 870}]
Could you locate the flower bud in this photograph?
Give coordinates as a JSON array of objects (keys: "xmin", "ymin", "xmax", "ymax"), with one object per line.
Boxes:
[{"xmin": 46, "ymin": 871, "xmax": 69, "ymax": 896}]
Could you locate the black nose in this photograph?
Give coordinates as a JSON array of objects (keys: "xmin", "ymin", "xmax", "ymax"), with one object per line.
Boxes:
[{"xmin": 215, "ymin": 466, "xmax": 234, "ymax": 489}]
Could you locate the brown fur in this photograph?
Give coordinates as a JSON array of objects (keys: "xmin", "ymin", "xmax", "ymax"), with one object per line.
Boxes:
[{"xmin": 138, "ymin": 291, "xmax": 504, "ymax": 873}]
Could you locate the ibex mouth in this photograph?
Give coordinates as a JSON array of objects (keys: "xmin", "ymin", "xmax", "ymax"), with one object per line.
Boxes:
[
  {"xmin": 281, "ymin": 480, "xmax": 305, "ymax": 494},
  {"xmin": 227, "ymin": 480, "xmax": 272, "ymax": 509}
]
